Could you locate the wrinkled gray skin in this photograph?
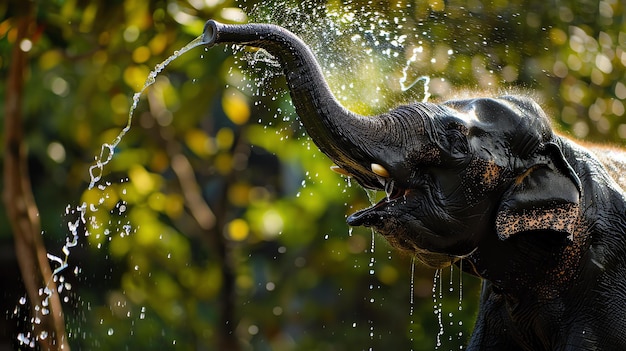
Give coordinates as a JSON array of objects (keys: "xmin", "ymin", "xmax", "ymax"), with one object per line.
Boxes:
[{"xmin": 203, "ymin": 20, "xmax": 626, "ymax": 350}]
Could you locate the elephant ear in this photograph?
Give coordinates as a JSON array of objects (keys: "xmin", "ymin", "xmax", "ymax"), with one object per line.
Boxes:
[{"xmin": 495, "ymin": 142, "xmax": 582, "ymax": 240}]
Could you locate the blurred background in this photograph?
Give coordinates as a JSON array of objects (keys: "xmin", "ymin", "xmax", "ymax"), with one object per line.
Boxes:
[{"xmin": 1, "ymin": 0, "xmax": 624, "ymax": 350}]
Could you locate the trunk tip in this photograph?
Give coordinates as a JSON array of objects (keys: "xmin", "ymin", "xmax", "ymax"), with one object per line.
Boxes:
[{"xmin": 202, "ymin": 20, "xmax": 221, "ymax": 46}]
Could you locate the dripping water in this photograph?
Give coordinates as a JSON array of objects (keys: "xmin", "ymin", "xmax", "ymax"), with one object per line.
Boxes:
[
  {"xmin": 447, "ymin": 264, "xmax": 465, "ymax": 348},
  {"xmin": 448, "ymin": 265, "xmax": 454, "ymax": 344},
  {"xmin": 384, "ymin": 179, "xmax": 395, "ymax": 201},
  {"xmin": 364, "ymin": 188, "xmax": 379, "ymax": 204},
  {"xmin": 368, "ymin": 228, "xmax": 376, "ymax": 349},
  {"xmin": 433, "ymin": 269, "xmax": 444, "ymax": 349},
  {"xmin": 409, "ymin": 256, "xmax": 416, "ymax": 350},
  {"xmin": 457, "ymin": 261, "xmax": 464, "ymax": 349},
  {"xmin": 430, "ymin": 263, "xmax": 465, "ymax": 350},
  {"xmin": 358, "ymin": 187, "xmax": 381, "ymax": 350}
]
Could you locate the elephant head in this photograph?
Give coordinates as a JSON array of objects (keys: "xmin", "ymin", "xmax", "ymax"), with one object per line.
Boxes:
[{"xmin": 202, "ymin": 21, "xmax": 582, "ymax": 269}]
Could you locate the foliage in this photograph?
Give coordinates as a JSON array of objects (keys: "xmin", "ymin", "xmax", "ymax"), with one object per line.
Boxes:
[{"xmin": 1, "ymin": 0, "xmax": 624, "ymax": 350}]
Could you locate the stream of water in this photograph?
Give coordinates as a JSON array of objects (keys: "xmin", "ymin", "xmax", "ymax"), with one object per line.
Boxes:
[
  {"xmin": 54, "ymin": 34, "xmax": 205, "ymax": 277},
  {"xmin": 16, "ymin": 34, "xmax": 206, "ymax": 349},
  {"xmin": 88, "ymin": 35, "xmax": 206, "ymax": 190}
]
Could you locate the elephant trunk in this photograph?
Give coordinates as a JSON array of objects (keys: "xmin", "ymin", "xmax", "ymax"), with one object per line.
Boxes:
[{"xmin": 203, "ymin": 20, "xmax": 388, "ymax": 184}]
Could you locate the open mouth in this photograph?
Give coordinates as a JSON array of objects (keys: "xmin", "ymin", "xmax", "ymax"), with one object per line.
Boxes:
[
  {"xmin": 330, "ymin": 162, "xmax": 412, "ymax": 227},
  {"xmin": 346, "ymin": 175, "xmax": 409, "ymax": 227}
]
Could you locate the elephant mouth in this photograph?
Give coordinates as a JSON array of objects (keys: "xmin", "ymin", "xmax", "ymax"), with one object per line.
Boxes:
[
  {"xmin": 346, "ymin": 178, "xmax": 409, "ymax": 228},
  {"xmin": 344, "ymin": 169, "xmax": 470, "ymax": 268}
]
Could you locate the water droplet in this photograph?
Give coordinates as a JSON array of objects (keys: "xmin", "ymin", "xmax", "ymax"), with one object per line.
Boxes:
[
  {"xmin": 17, "ymin": 333, "xmax": 30, "ymax": 345},
  {"xmin": 107, "ymin": 328, "xmax": 114, "ymax": 336},
  {"xmin": 272, "ymin": 306, "xmax": 283, "ymax": 316},
  {"xmin": 248, "ymin": 325, "xmax": 259, "ymax": 335}
]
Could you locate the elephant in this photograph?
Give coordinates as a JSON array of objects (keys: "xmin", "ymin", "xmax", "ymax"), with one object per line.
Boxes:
[{"xmin": 202, "ymin": 20, "xmax": 626, "ymax": 350}]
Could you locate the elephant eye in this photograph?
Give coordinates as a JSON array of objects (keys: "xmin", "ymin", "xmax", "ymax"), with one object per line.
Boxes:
[{"xmin": 444, "ymin": 128, "xmax": 469, "ymax": 157}]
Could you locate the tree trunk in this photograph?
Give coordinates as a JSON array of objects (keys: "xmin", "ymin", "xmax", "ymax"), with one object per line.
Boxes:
[{"xmin": 2, "ymin": 7, "xmax": 70, "ymax": 351}]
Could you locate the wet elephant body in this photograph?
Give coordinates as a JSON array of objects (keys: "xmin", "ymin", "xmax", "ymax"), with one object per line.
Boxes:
[
  {"xmin": 203, "ymin": 20, "xmax": 626, "ymax": 350},
  {"xmin": 466, "ymin": 137, "xmax": 626, "ymax": 350}
]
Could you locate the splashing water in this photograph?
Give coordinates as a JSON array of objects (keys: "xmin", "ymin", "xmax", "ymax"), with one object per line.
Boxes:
[
  {"xmin": 401, "ymin": 75, "xmax": 431, "ymax": 102},
  {"xmin": 399, "ymin": 47, "xmax": 432, "ymax": 102},
  {"xmin": 244, "ymin": 0, "xmax": 440, "ymax": 113},
  {"xmin": 48, "ymin": 34, "xmax": 206, "ymax": 274},
  {"xmin": 16, "ymin": 34, "xmax": 207, "ymax": 349}
]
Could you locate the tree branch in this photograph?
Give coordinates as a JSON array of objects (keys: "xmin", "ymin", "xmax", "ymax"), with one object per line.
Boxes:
[{"xmin": 146, "ymin": 90, "xmax": 241, "ymax": 350}]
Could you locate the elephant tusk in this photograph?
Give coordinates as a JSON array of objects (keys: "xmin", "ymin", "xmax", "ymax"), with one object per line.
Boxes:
[
  {"xmin": 371, "ymin": 163, "xmax": 390, "ymax": 178},
  {"xmin": 330, "ymin": 165, "xmax": 351, "ymax": 177}
]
